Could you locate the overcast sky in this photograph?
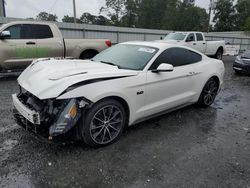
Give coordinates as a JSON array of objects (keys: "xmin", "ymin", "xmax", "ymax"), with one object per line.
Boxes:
[{"xmin": 5, "ymin": 0, "xmax": 210, "ymax": 21}]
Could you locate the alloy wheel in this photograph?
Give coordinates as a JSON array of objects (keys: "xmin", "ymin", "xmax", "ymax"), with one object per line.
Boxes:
[
  {"xmin": 203, "ymin": 80, "xmax": 218, "ymax": 106},
  {"xmin": 90, "ymin": 105, "xmax": 123, "ymax": 145}
]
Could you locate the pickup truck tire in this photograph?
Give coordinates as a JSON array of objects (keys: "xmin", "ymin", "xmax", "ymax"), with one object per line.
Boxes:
[
  {"xmin": 79, "ymin": 50, "xmax": 98, "ymax": 60},
  {"xmin": 215, "ymin": 48, "xmax": 223, "ymax": 60}
]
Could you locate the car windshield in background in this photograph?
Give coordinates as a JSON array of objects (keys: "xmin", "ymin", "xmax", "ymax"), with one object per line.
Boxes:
[
  {"xmin": 92, "ymin": 44, "xmax": 158, "ymax": 70},
  {"xmin": 164, "ymin": 33, "xmax": 186, "ymax": 41}
]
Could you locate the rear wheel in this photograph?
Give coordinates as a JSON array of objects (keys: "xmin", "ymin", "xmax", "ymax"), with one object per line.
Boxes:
[
  {"xmin": 215, "ymin": 49, "xmax": 223, "ymax": 60},
  {"xmin": 80, "ymin": 99, "xmax": 126, "ymax": 148},
  {"xmin": 198, "ymin": 78, "xmax": 219, "ymax": 107},
  {"xmin": 79, "ymin": 50, "xmax": 98, "ymax": 60}
]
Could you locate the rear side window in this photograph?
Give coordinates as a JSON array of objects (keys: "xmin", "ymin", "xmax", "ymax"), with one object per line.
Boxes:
[
  {"xmin": 196, "ymin": 33, "xmax": 204, "ymax": 41},
  {"xmin": 150, "ymin": 47, "xmax": 202, "ymax": 69},
  {"xmin": 31, "ymin": 24, "xmax": 53, "ymax": 39},
  {"xmin": 21, "ymin": 24, "xmax": 32, "ymax": 39}
]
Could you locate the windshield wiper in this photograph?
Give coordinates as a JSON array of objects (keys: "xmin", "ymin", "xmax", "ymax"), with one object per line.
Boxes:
[{"xmin": 100, "ymin": 61, "xmax": 121, "ymax": 69}]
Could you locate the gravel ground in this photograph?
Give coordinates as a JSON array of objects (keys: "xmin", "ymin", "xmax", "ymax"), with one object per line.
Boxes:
[{"xmin": 0, "ymin": 56, "xmax": 249, "ymax": 188}]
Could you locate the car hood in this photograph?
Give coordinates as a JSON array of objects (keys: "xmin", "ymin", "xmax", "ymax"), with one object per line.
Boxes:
[
  {"xmin": 18, "ymin": 59, "xmax": 139, "ymax": 100},
  {"xmin": 241, "ymin": 50, "xmax": 250, "ymax": 59}
]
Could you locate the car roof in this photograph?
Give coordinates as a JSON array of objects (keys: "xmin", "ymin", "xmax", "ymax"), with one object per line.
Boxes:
[
  {"xmin": 121, "ymin": 41, "xmax": 180, "ymax": 49},
  {"xmin": 2, "ymin": 21, "xmax": 56, "ymax": 27},
  {"xmin": 121, "ymin": 41, "xmax": 199, "ymax": 51}
]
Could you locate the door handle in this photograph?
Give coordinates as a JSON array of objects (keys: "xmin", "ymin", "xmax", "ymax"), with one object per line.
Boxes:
[
  {"xmin": 26, "ymin": 41, "xmax": 36, "ymax": 45},
  {"xmin": 193, "ymin": 43, "xmax": 197, "ymax": 45},
  {"xmin": 203, "ymin": 43, "xmax": 206, "ymax": 44}
]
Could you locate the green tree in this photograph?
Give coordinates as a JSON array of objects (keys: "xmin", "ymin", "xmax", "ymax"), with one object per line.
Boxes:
[
  {"xmin": 244, "ymin": 17, "xmax": 250, "ymax": 32},
  {"xmin": 137, "ymin": 0, "xmax": 166, "ymax": 29},
  {"xmin": 100, "ymin": 0, "xmax": 126, "ymax": 25},
  {"xmin": 236, "ymin": 0, "xmax": 250, "ymax": 30},
  {"xmin": 62, "ymin": 15, "xmax": 82, "ymax": 23},
  {"xmin": 95, "ymin": 16, "xmax": 110, "ymax": 25},
  {"xmin": 120, "ymin": 0, "xmax": 140, "ymax": 27},
  {"xmin": 173, "ymin": 4, "xmax": 208, "ymax": 31},
  {"xmin": 79, "ymin": 13, "xmax": 110, "ymax": 25},
  {"xmin": 37, "ymin": 12, "xmax": 58, "ymax": 22},
  {"xmin": 213, "ymin": 0, "xmax": 236, "ymax": 31}
]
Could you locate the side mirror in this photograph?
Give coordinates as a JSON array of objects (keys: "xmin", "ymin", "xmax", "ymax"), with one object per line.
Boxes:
[
  {"xmin": 152, "ymin": 63, "xmax": 174, "ymax": 73},
  {"xmin": 0, "ymin": 30, "xmax": 11, "ymax": 39}
]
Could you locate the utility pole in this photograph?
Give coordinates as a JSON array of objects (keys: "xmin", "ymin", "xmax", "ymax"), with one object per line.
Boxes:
[
  {"xmin": 207, "ymin": 0, "xmax": 213, "ymax": 33},
  {"xmin": 0, "ymin": 0, "xmax": 6, "ymax": 17},
  {"xmin": 73, "ymin": 0, "xmax": 76, "ymax": 23}
]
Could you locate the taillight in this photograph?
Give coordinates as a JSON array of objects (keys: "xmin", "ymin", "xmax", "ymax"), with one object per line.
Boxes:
[{"xmin": 105, "ymin": 40, "xmax": 112, "ymax": 47}]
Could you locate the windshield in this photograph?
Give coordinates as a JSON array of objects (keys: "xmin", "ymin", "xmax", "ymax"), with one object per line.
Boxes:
[
  {"xmin": 164, "ymin": 33, "xmax": 187, "ymax": 41},
  {"xmin": 92, "ymin": 44, "xmax": 158, "ymax": 70}
]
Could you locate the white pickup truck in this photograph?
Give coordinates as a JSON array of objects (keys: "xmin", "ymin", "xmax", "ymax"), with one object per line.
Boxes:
[
  {"xmin": 161, "ymin": 32, "xmax": 225, "ymax": 60},
  {"xmin": 0, "ymin": 21, "xmax": 111, "ymax": 72}
]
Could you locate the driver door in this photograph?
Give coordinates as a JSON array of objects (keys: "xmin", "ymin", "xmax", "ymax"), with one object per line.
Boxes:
[
  {"xmin": 185, "ymin": 33, "xmax": 198, "ymax": 50},
  {"xmin": 143, "ymin": 48, "xmax": 197, "ymax": 117},
  {"xmin": 0, "ymin": 24, "xmax": 37, "ymax": 70}
]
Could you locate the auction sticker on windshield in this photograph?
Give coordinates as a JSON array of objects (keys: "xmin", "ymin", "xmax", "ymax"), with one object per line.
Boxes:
[{"xmin": 138, "ymin": 47, "xmax": 156, "ymax": 53}]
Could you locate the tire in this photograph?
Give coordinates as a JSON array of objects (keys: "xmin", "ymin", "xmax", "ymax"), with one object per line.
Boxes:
[
  {"xmin": 197, "ymin": 78, "xmax": 219, "ymax": 107},
  {"xmin": 80, "ymin": 99, "xmax": 126, "ymax": 148},
  {"xmin": 215, "ymin": 49, "xmax": 223, "ymax": 60},
  {"xmin": 79, "ymin": 51, "xmax": 98, "ymax": 60}
]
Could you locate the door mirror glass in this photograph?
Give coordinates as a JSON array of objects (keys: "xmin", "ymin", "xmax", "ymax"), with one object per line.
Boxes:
[
  {"xmin": 0, "ymin": 30, "xmax": 11, "ymax": 39},
  {"xmin": 152, "ymin": 63, "xmax": 174, "ymax": 73}
]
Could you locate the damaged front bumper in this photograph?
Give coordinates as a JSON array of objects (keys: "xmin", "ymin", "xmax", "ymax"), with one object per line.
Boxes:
[{"xmin": 12, "ymin": 90, "xmax": 89, "ymax": 141}]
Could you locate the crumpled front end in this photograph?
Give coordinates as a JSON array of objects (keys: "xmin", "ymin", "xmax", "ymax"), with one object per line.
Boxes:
[{"xmin": 12, "ymin": 86, "xmax": 90, "ymax": 141}]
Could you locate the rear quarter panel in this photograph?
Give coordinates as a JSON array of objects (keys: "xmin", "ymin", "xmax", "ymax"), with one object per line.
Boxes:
[
  {"xmin": 192, "ymin": 57, "xmax": 225, "ymax": 102},
  {"xmin": 205, "ymin": 41, "xmax": 225, "ymax": 56},
  {"xmin": 64, "ymin": 39, "xmax": 109, "ymax": 58}
]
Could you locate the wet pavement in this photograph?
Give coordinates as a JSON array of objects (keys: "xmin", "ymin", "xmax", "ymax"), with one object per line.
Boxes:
[{"xmin": 0, "ymin": 56, "xmax": 249, "ymax": 188}]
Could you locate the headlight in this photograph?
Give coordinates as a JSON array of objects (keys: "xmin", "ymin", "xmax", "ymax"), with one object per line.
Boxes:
[
  {"xmin": 49, "ymin": 99, "xmax": 81, "ymax": 136},
  {"xmin": 235, "ymin": 56, "xmax": 244, "ymax": 64}
]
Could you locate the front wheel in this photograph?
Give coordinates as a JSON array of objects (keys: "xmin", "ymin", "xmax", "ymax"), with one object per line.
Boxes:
[
  {"xmin": 197, "ymin": 78, "xmax": 219, "ymax": 107},
  {"xmin": 80, "ymin": 99, "xmax": 126, "ymax": 148}
]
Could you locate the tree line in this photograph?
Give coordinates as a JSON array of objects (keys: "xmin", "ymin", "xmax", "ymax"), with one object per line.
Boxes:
[{"xmin": 33, "ymin": 0, "xmax": 250, "ymax": 32}]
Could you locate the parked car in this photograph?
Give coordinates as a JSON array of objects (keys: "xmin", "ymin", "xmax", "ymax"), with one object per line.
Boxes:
[
  {"xmin": 12, "ymin": 41, "xmax": 225, "ymax": 147},
  {"xmin": 233, "ymin": 49, "xmax": 250, "ymax": 74},
  {"xmin": 160, "ymin": 32, "xmax": 225, "ymax": 60},
  {"xmin": 0, "ymin": 21, "xmax": 111, "ymax": 72}
]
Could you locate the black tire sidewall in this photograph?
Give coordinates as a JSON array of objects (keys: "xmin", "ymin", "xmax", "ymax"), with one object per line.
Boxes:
[
  {"xmin": 216, "ymin": 50, "xmax": 223, "ymax": 60},
  {"xmin": 80, "ymin": 51, "xmax": 97, "ymax": 60},
  {"xmin": 198, "ymin": 78, "xmax": 219, "ymax": 107},
  {"xmin": 81, "ymin": 99, "xmax": 126, "ymax": 148}
]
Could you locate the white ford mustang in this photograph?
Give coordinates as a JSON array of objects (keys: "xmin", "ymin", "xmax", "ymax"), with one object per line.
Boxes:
[{"xmin": 12, "ymin": 41, "xmax": 225, "ymax": 147}]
